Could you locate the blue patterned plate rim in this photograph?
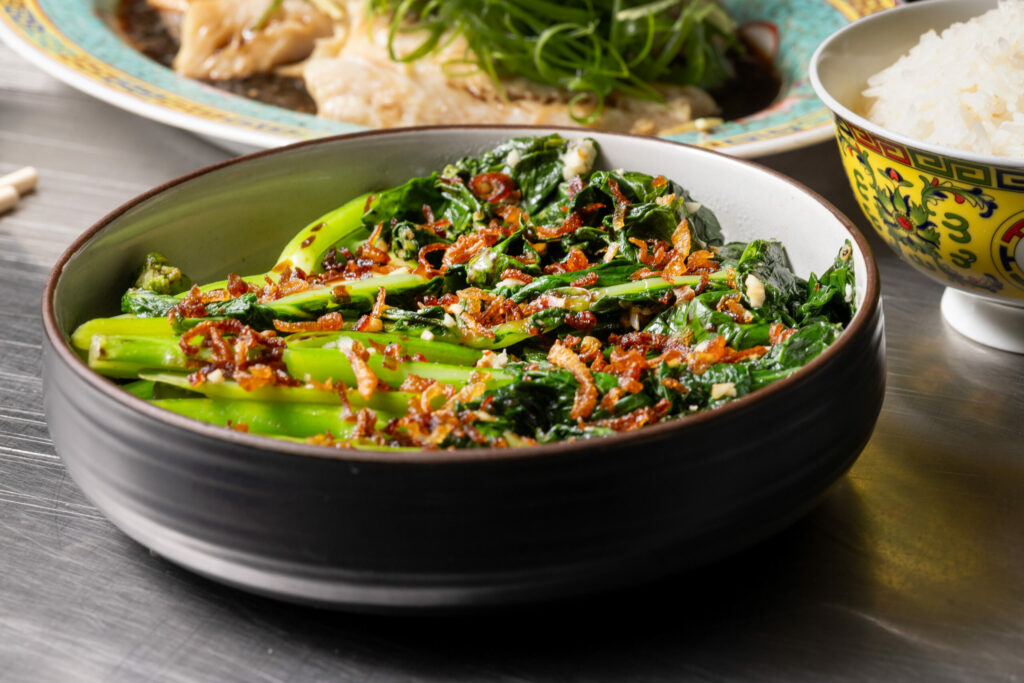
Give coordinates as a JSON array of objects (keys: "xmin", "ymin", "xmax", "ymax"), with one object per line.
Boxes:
[{"xmin": 0, "ymin": 0, "xmax": 896, "ymax": 156}]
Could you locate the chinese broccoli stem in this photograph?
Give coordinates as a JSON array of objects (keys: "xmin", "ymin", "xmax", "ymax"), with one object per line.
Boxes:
[
  {"xmin": 408, "ymin": 321, "xmax": 536, "ymax": 350},
  {"xmin": 71, "ymin": 316, "xmax": 175, "ymax": 350},
  {"xmin": 188, "ymin": 274, "xmax": 268, "ymax": 296},
  {"xmin": 273, "ymin": 192, "xmax": 375, "ymax": 274},
  {"xmin": 139, "ymin": 371, "xmax": 428, "ymax": 414},
  {"xmin": 592, "ymin": 271, "xmax": 733, "ymax": 301},
  {"xmin": 186, "ymin": 192, "xmax": 376, "ymax": 294},
  {"xmin": 150, "ymin": 398, "xmax": 391, "ymax": 438},
  {"xmin": 274, "ymin": 271, "xmax": 429, "ymax": 313},
  {"xmin": 283, "ymin": 331, "xmax": 483, "ymax": 365},
  {"xmin": 124, "ymin": 271, "xmax": 432, "ymax": 322},
  {"xmin": 283, "ymin": 348, "xmax": 513, "ymax": 388},
  {"xmin": 88, "ymin": 335, "xmax": 189, "ymax": 378},
  {"xmin": 121, "ymin": 379, "xmax": 157, "ymax": 400},
  {"xmin": 87, "ymin": 334, "xmax": 511, "ymax": 389}
]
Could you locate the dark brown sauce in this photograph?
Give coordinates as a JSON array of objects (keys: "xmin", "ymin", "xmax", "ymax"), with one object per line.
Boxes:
[
  {"xmin": 115, "ymin": 0, "xmax": 175, "ymax": 69},
  {"xmin": 115, "ymin": 0, "xmax": 317, "ymax": 114},
  {"xmin": 115, "ymin": 0, "xmax": 779, "ymax": 123},
  {"xmin": 711, "ymin": 37, "xmax": 782, "ymax": 120}
]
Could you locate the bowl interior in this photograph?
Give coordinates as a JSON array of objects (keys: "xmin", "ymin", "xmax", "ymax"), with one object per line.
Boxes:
[
  {"xmin": 814, "ymin": 0, "xmax": 999, "ymax": 125},
  {"xmin": 53, "ymin": 128, "xmax": 871, "ymax": 341}
]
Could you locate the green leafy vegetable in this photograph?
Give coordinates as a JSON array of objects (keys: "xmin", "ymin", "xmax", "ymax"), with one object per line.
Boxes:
[{"xmin": 72, "ymin": 135, "xmax": 856, "ymax": 451}]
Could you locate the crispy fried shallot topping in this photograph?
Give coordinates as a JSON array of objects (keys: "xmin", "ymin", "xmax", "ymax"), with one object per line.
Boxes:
[
  {"xmin": 227, "ymin": 273, "xmax": 255, "ymax": 297},
  {"xmin": 629, "ymin": 267, "xmax": 661, "ymax": 281},
  {"xmin": 543, "ymin": 247, "xmax": 590, "ymax": 274},
  {"xmin": 770, "ymin": 323, "xmax": 796, "ymax": 345},
  {"xmin": 685, "ymin": 250, "xmax": 720, "ymax": 275},
  {"xmin": 167, "ymin": 285, "xmax": 231, "ymax": 320},
  {"xmin": 494, "ymin": 204, "xmax": 526, "ymax": 227},
  {"xmin": 416, "ymin": 242, "xmax": 448, "ymax": 278},
  {"xmin": 339, "ymin": 339, "xmax": 380, "ymax": 400},
  {"xmin": 179, "ymin": 319, "xmax": 296, "ymax": 390},
  {"xmin": 577, "ymin": 335, "xmax": 603, "ymax": 363},
  {"xmin": 352, "ymin": 408, "xmax": 378, "ymax": 439},
  {"xmin": 570, "ymin": 271, "xmax": 599, "ymax": 288},
  {"xmin": 661, "ymin": 220, "xmax": 693, "ymax": 280},
  {"xmin": 468, "ymin": 172, "xmax": 519, "ymax": 203},
  {"xmin": 536, "ymin": 212, "xmax": 583, "ymax": 239},
  {"xmin": 566, "ymin": 310, "xmax": 597, "ymax": 333},
  {"xmin": 442, "ymin": 231, "xmax": 503, "ymax": 269},
  {"xmin": 608, "ymin": 178, "xmax": 631, "ymax": 230},
  {"xmin": 684, "ymin": 336, "xmax": 768, "ymax": 374},
  {"xmin": 499, "ymin": 268, "xmax": 534, "ymax": 284},
  {"xmin": 716, "ymin": 292, "xmax": 753, "ymax": 324},
  {"xmin": 273, "ymin": 312, "xmax": 345, "ymax": 333},
  {"xmin": 595, "ymin": 399, "xmax": 671, "ymax": 432},
  {"xmin": 353, "ymin": 287, "xmax": 387, "ymax": 333},
  {"xmin": 548, "ymin": 341, "xmax": 598, "ymax": 421}
]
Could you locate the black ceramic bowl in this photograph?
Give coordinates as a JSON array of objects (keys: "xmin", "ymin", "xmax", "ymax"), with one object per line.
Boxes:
[{"xmin": 43, "ymin": 127, "xmax": 884, "ymax": 612}]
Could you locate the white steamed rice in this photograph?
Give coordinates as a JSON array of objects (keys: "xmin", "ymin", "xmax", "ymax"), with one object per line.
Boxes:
[{"xmin": 862, "ymin": 0, "xmax": 1024, "ymax": 159}]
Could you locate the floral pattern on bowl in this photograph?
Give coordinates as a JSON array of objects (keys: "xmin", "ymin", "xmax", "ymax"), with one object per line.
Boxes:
[
  {"xmin": 810, "ymin": 0, "xmax": 1024, "ymax": 353},
  {"xmin": 836, "ymin": 116, "xmax": 1024, "ymax": 300}
]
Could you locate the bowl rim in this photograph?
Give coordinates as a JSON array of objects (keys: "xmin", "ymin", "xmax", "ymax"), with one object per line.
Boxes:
[
  {"xmin": 41, "ymin": 124, "xmax": 881, "ymax": 465},
  {"xmin": 809, "ymin": 0, "xmax": 1024, "ymax": 171}
]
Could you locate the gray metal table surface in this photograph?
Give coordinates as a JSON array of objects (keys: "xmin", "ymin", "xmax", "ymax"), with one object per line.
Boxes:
[{"xmin": 1, "ymin": 41, "xmax": 1022, "ymax": 683}]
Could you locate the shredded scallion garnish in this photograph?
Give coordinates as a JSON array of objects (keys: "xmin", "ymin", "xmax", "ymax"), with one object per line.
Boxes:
[
  {"xmin": 366, "ymin": 0, "xmax": 739, "ymax": 122},
  {"xmin": 249, "ymin": 0, "xmax": 740, "ymax": 123},
  {"xmin": 252, "ymin": 0, "xmax": 347, "ymax": 31}
]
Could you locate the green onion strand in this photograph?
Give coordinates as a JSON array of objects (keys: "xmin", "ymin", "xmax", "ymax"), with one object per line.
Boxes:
[{"xmin": 366, "ymin": 0, "xmax": 741, "ymax": 119}]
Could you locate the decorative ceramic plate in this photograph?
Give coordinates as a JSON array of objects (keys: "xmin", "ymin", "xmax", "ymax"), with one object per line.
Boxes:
[{"xmin": 0, "ymin": 0, "xmax": 895, "ymax": 157}]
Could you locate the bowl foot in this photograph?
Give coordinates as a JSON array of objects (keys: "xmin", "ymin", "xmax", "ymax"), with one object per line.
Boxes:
[{"xmin": 940, "ymin": 288, "xmax": 1024, "ymax": 354}]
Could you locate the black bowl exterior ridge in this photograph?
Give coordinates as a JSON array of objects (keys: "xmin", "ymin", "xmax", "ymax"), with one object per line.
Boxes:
[
  {"xmin": 43, "ymin": 305, "xmax": 883, "ymax": 610},
  {"xmin": 42, "ymin": 126, "xmax": 885, "ymax": 610}
]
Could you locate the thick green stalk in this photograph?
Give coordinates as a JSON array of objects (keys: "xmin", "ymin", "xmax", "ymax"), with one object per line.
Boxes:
[
  {"xmin": 87, "ymin": 334, "xmax": 511, "ymax": 389},
  {"xmin": 140, "ymin": 371, "xmax": 424, "ymax": 414},
  {"xmin": 71, "ymin": 315, "xmax": 175, "ymax": 350},
  {"xmin": 151, "ymin": 398, "xmax": 390, "ymax": 438},
  {"xmin": 272, "ymin": 271, "xmax": 429, "ymax": 314},
  {"xmin": 274, "ymin": 192, "xmax": 374, "ymax": 274},
  {"xmin": 380, "ymin": 313, "xmax": 536, "ymax": 349},
  {"xmin": 88, "ymin": 335, "xmax": 188, "ymax": 378},
  {"xmin": 122, "ymin": 379, "xmax": 157, "ymax": 400},
  {"xmin": 187, "ymin": 274, "xmax": 268, "ymax": 296},
  {"xmin": 456, "ymin": 320, "xmax": 535, "ymax": 349},
  {"xmin": 592, "ymin": 270, "xmax": 732, "ymax": 300},
  {"xmin": 283, "ymin": 330, "xmax": 483, "ymax": 365},
  {"xmin": 181, "ymin": 192, "xmax": 374, "ymax": 295},
  {"xmin": 126, "ymin": 271, "xmax": 431, "ymax": 323},
  {"xmin": 284, "ymin": 348, "xmax": 512, "ymax": 388}
]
